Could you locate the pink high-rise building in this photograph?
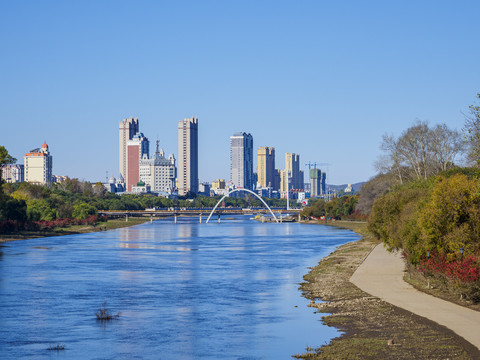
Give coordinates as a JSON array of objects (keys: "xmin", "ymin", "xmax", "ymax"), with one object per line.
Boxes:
[
  {"xmin": 126, "ymin": 133, "xmax": 149, "ymax": 192},
  {"xmin": 119, "ymin": 117, "xmax": 139, "ymax": 181}
]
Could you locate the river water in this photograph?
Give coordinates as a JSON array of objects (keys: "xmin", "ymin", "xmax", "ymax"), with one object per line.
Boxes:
[{"xmin": 0, "ymin": 216, "xmax": 359, "ymax": 359}]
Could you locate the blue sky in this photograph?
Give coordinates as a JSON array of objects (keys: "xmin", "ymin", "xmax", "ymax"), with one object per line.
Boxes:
[{"xmin": 1, "ymin": 1, "xmax": 479, "ymax": 185}]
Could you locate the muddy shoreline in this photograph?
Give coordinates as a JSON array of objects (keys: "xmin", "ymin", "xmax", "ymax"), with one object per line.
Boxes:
[{"xmin": 294, "ymin": 221, "xmax": 480, "ymax": 359}]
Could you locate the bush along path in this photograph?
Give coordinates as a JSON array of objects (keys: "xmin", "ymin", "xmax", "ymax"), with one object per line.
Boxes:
[{"xmin": 350, "ymin": 243, "xmax": 480, "ymax": 352}]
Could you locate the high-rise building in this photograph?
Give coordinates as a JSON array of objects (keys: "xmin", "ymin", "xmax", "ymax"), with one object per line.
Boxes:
[
  {"xmin": 126, "ymin": 133, "xmax": 149, "ymax": 192},
  {"xmin": 230, "ymin": 132, "xmax": 253, "ymax": 190},
  {"xmin": 273, "ymin": 169, "xmax": 281, "ymax": 191},
  {"xmin": 139, "ymin": 140, "xmax": 176, "ymax": 194},
  {"xmin": 310, "ymin": 169, "xmax": 321, "ymax": 197},
  {"xmin": 1, "ymin": 164, "xmax": 24, "ymax": 183},
  {"xmin": 280, "ymin": 169, "xmax": 290, "ymax": 193},
  {"xmin": 310, "ymin": 169, "xmax": 327, "ymax": 197},
  {"xmin": 257, "ymin": 147, "xmax": 275, "ymax": 188},
  {"xmin": 285, "ymin": 153, "xmax": 303, "ymax": 191},
  {"xmin": 24, "ymin": 142, "xmax": 52, "ymax": 184},
  {"xmin": 299, "ymin": 170, "xmax": 304, "ymax": 191},
  {"xmin": 178, "ymin": 117, "xmax": 198, "ymax": 196},
  {"xmin": 119, "ymin": 117, "xmax": 139, "ymax": 181}
]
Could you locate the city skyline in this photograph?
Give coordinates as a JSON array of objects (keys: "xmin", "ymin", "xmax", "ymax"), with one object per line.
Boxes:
[{"xmin": 1, "ymin": 2, "xmax": 479, "ymax": 184}]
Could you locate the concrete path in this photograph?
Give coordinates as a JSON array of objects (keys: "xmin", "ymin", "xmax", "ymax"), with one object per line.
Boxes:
[{"xmin": 350, "ymin": 243, "xmax": 480, "ymax": 350}]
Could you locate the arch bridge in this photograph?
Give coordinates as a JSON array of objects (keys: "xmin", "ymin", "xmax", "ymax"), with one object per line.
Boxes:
[{"xmin": 205, "ymin": 188, "xmax": 279, "ymax": 223}]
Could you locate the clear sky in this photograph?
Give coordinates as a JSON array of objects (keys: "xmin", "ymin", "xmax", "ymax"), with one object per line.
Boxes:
[{"xmin": 1, "ymin": 1, "xmax": 479, "ymax": 185}]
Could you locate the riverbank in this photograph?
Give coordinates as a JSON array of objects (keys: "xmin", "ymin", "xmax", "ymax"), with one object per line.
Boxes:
[
  {"xmin": 0, "ymin": 217, "xmax": 149, "ymax": 243},
  {"xmin": 294, "ymin": 220, "xmax": 479, "ymax": 359}
]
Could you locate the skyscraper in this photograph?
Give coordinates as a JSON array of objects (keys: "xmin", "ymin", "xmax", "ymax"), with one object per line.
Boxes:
[
  {"xmin": 24, "ymin": 142, "xmax": 52, "ymax": 184},
  {"xmin": 178, "ymin": 117, "xmax": 198, "ymax": 196},
  {"xmin": 285, "ymin": 153, "xmax": 302, "ymax": 190},
  {"xmin": 257, "ymin": 146, "xmax": 275, "ymax": 188},
  {"xmin": 126, "ymin": 133, "xmax": 149, "ymax": 192},
  {"xmin": 119, "ymin": 117, "xmax": 139, "ymax": 181},
  {"xmin": 230, "ymin": 132, "xmax": 253, "ymax": 190},
  {"xmin": 310, "ymin": 168, "xmax": 327, "ymax": 197}
]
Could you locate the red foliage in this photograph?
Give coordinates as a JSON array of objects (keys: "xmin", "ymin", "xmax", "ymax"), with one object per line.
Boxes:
[
  {"xmin": 0, "ymin": 215, "xmax": 102, "ymax": 233},
  {"xmin": 419, "ymin": 251, "xmax": 480, "ymax": 284}
]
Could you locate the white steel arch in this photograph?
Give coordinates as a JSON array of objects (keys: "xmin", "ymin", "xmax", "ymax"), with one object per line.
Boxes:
[{"xmin": 205, "ymin": 188, "xmax": 279, "ymax": 224}]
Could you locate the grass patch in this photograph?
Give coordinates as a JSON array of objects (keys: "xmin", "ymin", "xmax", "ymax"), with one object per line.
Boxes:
[
  {"xmin": 322, "ymin": 315, "xmax": 349, "ymax": 326},
  {"xmin": 293, "ymin": 337, "xmax": 388, "ymax": 359}
]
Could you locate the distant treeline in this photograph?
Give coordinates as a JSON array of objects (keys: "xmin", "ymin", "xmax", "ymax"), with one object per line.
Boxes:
[
  {"xmin": 301, "ymin": 195, "xmax": 364, "ymax": 220},
  {"xmin": 0, "ymin": 177, "xmax": 294, "ymax": 233}
]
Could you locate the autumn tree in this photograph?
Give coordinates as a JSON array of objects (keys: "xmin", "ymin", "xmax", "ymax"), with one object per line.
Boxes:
[
  {"xmin": 417, "ymin": 174, "xmax": 480, "ymax": 256},
  {"xmin": 356, "ymin": 173, "xmax": 396, "ymax": 215},
  {"xmin": 377, "ymin": 121, "xmax": 464, "ymax": 182}
]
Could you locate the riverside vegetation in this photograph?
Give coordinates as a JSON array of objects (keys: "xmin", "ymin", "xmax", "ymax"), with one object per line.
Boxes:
[{"xmin": 297, "ymin": 94, "xmax": 480, "ymax": 358}]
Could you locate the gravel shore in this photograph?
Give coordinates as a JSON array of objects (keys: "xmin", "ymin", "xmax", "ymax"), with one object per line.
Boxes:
[{"xmin": 293, "ymin": 221, "xmax": 480, "ymax": 360}]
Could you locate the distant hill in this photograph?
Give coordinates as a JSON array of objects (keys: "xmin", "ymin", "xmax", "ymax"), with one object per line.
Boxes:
[{"xmin": 328, "ymin": 182, "xmax": 366, "ymax": 193}]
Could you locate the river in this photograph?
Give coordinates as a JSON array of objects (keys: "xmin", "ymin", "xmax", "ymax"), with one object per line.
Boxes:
[{"xmin": 0, "ymin": 216, "xmax": 359, "ymax": 359}]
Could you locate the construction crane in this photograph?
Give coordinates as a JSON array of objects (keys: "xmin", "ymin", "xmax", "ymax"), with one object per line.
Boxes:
[
  {"xmin": 305, "ymin": 162, "xmax": 333, "ymax": 200},
  {"xmin": 305, "ymin": 162, "xmax": 331, "ymax": 172}
]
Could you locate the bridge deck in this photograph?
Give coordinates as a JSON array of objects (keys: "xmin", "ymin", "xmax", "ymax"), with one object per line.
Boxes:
[{"xmin": 99, "ymin": 208, "xmax": 301, "ymax": 217}]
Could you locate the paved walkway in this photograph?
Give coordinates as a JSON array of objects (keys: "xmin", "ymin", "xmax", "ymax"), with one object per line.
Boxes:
[{"xmin": 350, "ymin": 244, "xmax": 480, "ymax": 350}]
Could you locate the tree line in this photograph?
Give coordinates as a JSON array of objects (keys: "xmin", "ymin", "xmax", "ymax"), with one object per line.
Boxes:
[
  {"xmin": 300, "ymin": 93, "xmax": 480, "ymax": 301},
  {"xmin": 367, "ymin": 93, "xmax": 480, "ymax": 301}
]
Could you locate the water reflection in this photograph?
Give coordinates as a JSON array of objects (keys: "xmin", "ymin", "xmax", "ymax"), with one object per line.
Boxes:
[{"xmin": 0, "ymin": 216, "xmax": 359, "ymax": 359}]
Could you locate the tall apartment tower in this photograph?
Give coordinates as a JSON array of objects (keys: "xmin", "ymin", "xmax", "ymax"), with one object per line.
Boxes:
[
  {"xmin": 310, "ymin": 169, "xmax": 322, "ymax": 197},
  {"xmin": 257, "ymin": 147, "xmax": 275, "ymax": 188},
  {"xmin": 126, "ymin": 133, "xmax": 149, "ymax": 192},
  {"xmin": 178, "ymin": 117, "xmax": 199, "ymax": 196},
  {"xmin": 24, "ymin": 142, "xmax": 52, "ymax": 184},
  {"xmin": 230, "ymin": 132, "xmax": 253, "ymax": 190},
  {"xmin": 283, "ymin": 153, "xmax": 303, "ymax": 191},
  {"xmin": 119, "ymin": 117, "xmax": 139, "ymax": 181},
  {"xmin": 310, "ymin": 169, "xmax": 327, "ymax": 196}
]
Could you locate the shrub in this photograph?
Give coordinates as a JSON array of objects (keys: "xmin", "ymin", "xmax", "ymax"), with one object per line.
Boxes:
[
  {"xmin": 419, "ymin": 251, "xmax": 480, "ymax": 302},
  {"xmin": 96, "ymin": 301, "xmax": 121, "ymax": 321}
]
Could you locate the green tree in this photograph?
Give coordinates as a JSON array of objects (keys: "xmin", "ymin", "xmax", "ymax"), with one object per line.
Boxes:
[
  {"xmin": 0, "ymin": 146, "xmax": 16, "ymax": 168},
  {"xmin": 0, "ymin": 197, "xmax": 27, "ymax": 222},
  {"xmin": 72, "ymin": 203, "xmax": 97, "ymax": 220},
  {"xmin": 0, "ymin": 145, "xmax": 16, "ymax": 189}
]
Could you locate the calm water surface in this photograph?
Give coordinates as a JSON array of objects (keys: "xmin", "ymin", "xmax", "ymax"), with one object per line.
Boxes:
[{"xmin": 0, "ymin": 216, "xmax": 359, "ymax": 359}]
